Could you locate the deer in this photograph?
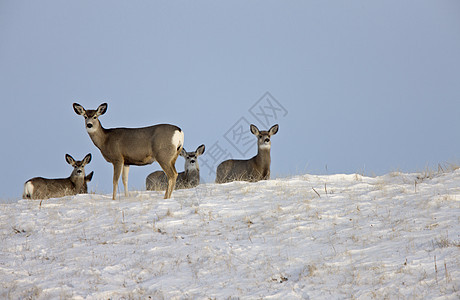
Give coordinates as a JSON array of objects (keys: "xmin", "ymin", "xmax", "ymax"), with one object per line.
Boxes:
[
  {"xmin": 73, "ymin": 103, "xmax": 184, "ymax": 200},
  {"xmin": 215, "ymin": 124, "xmax": 278, "ymax": 183},
  {"xmin": 146, "ymin": 144, "xmax": 205, "ymax": 191},
  {"xmin": 23, "ymin": 153, "xmax": 94, "ymax": 200}
]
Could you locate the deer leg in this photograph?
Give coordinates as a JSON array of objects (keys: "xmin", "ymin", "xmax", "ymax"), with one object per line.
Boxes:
[
  {"xmin": 122, "ymin": 165, "xmax": 130, "ymax": 197},
  {"xmin": 112, "ymin": 162, "xmax": 123, "ymax": 200},
  {"xmin": 158, "ymin": 161, "xmax": 178, "ymax": 199},
  {"xmin": 157, "ymin": 145, "xmax": 181, "ymax": 199}
]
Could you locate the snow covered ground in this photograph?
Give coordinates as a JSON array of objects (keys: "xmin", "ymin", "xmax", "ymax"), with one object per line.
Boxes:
[{"xmin": 1, "ymin": 170, "xmax": 459, "ymax": 299}]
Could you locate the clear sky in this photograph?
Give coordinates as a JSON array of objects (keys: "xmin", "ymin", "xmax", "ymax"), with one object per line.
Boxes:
[{"xmin": 1, "ymin": 1, "xmax": 459, "ymax": 202}]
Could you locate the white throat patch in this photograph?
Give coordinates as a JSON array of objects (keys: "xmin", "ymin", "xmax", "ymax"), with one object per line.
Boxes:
[{"xmin": 185, "ymin": 163, "xmax": 199, "ymax": 172}]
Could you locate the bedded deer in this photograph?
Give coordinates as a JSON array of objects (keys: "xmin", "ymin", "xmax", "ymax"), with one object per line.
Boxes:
[
  {"xmin": 146, "ymin": 144, "xmax": 205, "ymax": 191},
  {"xmin": 23, "ymin": 153, "xmax": 93, "ymax": 200},
  {"xmin": 215, "ymin": 124, "xmax": 278, "ymax": 183},
  {"xmin": 73, "ymin": 103, "xmax": 184, "ymax": 200}
]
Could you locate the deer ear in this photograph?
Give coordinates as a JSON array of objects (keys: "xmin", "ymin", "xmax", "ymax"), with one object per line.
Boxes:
[
  {"xmin": 97, "ymin": 103, "xmax": 108, "ymax": 116},
  {"xmin": 196, "ymin": 144, "xmax": 205, "ymax": 156},
  {"xmin": 82, "ymin": 153, "xmax": 92, "ymax": 165},
  {"xmin": 85, "ymin": 171, "xmax": 94, "ymax": 182},
  {"xmin": 269, "ymin": 124, "xmax": 279, "ymax": 136},
  {"xmin": 250, "ymin": 124, "xmax": 259, "ymax": 135},
  {"xmin": 180, "ymin": 148, "xmax": 187, "ymax": 157},
  {"xmin": 65, "ymin": 154, "xmax": 76, "ymax": 166},
  {"xmin": 73, "ymin": 103, "xmax": 85, "ymax": 116}
]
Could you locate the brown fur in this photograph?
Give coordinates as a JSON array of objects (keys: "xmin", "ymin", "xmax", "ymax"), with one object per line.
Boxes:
[
  {"xmin": 23, "ymin": 154, "xmax": 93, "ymax": 200},
  {"xmin": 146, "ymin": 144, "xmax": 205, "ymax": 191},
  {"xmin": 216, "ymin": 124, "xmax": 278, "ymax": 183},
  {"xmin": 73, "ymin": 103, "xmax": 184, "ymax": 199}
]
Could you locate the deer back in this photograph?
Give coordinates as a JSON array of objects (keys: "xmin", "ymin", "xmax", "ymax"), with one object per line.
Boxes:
[
  {"xmin": 100, "ymin": 125, "xmax": 181, "ymax": 165},
  {"xmin": 23, "ymin": 177, "xmax": 74, "ymax": 199},
  {"xmin": 215, "ymin": 158, "xmax": 262, "ymax": 183},
  {"xmin": 145, "ymin": 171, "xmax": 168, "ymax": 191}
]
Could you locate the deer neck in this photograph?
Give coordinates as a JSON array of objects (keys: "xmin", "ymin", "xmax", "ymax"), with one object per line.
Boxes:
[
  {"xmin": 255, "ymin": 147, "xmax": 271, "ymax": 168},
  {"xmin": 87, "ymin": 122, "xmax": 107, "ymax": 151},
  {"xmin": 185, "ymin": 168, "xmax": 199, "ymax": 179},
  {"xmin": 70, "ymin": 175, "xmax": 85, "ymax": 191}
]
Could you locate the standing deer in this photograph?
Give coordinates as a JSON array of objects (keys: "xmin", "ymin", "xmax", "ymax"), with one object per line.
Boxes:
[
  {"xmin": 146, "ymin": 144, "xmax": 205, "ymax": 191},
  {"xmin": 215, "ymin": 124, "xmax": 278, "ymax": 183},
  {"xmin": 23, "ymin": 153, "xmax": 94, "ymax": 199},
  {"xmin": 73, "ymin": 103, "xmax": 184, "ymax": 200}
]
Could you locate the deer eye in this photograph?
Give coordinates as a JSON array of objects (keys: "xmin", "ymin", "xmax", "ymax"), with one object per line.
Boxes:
[{"xmin": 93, "ymin": 116, "xmax": 97, "ymax": 120}]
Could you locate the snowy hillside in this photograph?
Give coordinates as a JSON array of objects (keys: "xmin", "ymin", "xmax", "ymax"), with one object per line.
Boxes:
[{"xmin": 1, "ymin": 170, "xmax": 459, "ymax": 299}]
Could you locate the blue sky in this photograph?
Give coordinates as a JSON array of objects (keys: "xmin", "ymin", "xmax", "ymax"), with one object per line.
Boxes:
[{"xmin": 1, "ymin": 1, "xmax": 459, "ymax": 201}]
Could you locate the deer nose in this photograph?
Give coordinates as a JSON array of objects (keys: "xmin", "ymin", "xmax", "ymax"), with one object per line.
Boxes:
[
  {"xmin": 77, "ymin": 169, "xmax": 82, "ymax": 174},
  {"xmin": 190, "ymin": 159, "xmax": 196, "ymax": 164},
  {"xmin": 264, "ymin": 138, "xmax": 270, "ymax": 143},
  {"xmin": 87, "ymin": 123, "xmax": 93, "ymax": 128}
]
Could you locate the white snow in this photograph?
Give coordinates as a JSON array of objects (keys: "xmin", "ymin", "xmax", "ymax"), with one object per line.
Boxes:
[{"xmin": 1, "ymin": 170, "xmax": 459, "ymax": 299}]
